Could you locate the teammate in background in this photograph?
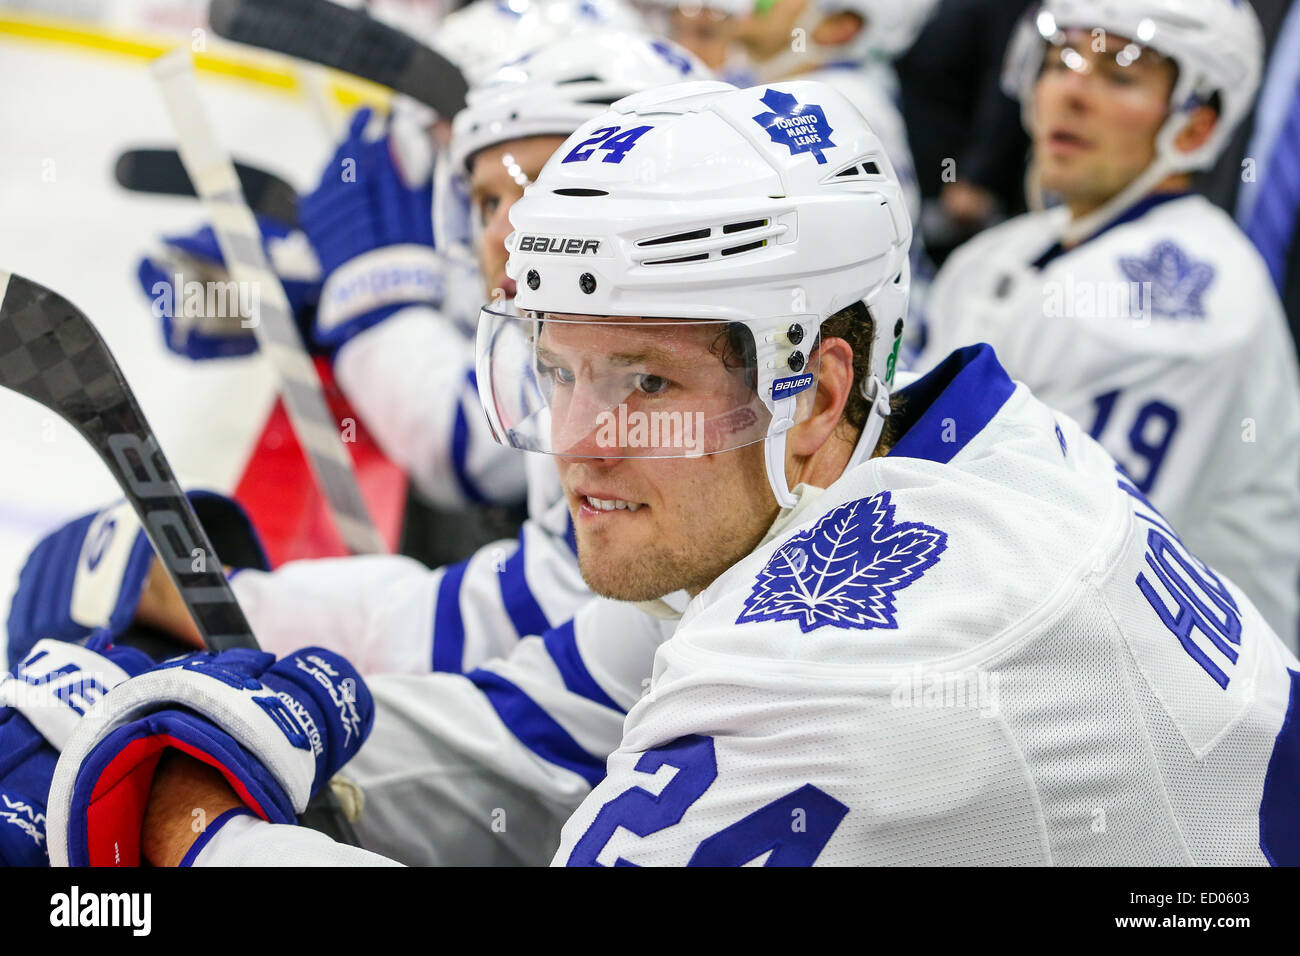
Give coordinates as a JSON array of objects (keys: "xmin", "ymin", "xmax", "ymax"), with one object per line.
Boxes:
[
  {"xmin": 731, "ymin": 0, "xmax": 935, "ymax": 222},
  {"xmin": 914, "ymin": 0, "xmax": 1300, "ymax": 645},
  {"xmin": 51, "ymin": 80, "xmax": 1300, "ymax": 868},
  {"xmin": 4, "ymin": 32, "xmax": 710, "ymax": 866},
  {"xmin": 139, "ymin": 0, "xmax": 649, "ymax": 514}
]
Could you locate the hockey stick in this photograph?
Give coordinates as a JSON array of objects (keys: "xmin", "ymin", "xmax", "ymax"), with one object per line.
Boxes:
[
  {"xmin": 152, "ymin": 48, "xmax": 387, "ymax": 556},
  {"xmin": 208, "ymin": 0, "xmax": 469, "ymax": 117},
  {"xmin": 0, "ymin": 269, "xmax": 361, "ymax": 844},
  {"xmin": 0, "ymin": 271, "xmax": 256, "ymax": 653},
  {"xmin": 114, "ymin": 147, "xmax": 299, "ymax": 226}
]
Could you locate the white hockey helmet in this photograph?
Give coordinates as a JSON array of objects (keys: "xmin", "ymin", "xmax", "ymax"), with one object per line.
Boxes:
[
  {"xmin": 517, "ymin": 0, "xmax": 650, "ymax": 38},
  {"xmin": 1003, "ymin": 0, "xmax": 1263, "ymax": 237},
  {"xmin": 449, "ymin": 31, "xmax": 710, "ymax": 175},
  {"xmin": 436, "ymin": 31, "xmax": 710, "ymax": 258},
  {"xmin": 426, "ymin": 0, "xmax": 537, "ymax": 86},
  {"xmin": 478, "ymin": 80, "xmax": 911, "ymax": 507}
]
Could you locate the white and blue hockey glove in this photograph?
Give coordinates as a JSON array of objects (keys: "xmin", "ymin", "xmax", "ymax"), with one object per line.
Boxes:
[
  {"xmin": 4, "ymin": 491, "xmax": 269, "ymax": 670},
  {"xmin": 137, "ymin": 215, "xmax": 322, "ymax": 360},
  {"xmin": 45, "ymin": 646, "xmax": 373, "ymax": 867},
  {"xmin": 298, "ymin": 106, "xmax": 443, "ymax": 354},
  {"xmin": 0, "ymin": 637, "xmax": 153, "ymax": 866}
]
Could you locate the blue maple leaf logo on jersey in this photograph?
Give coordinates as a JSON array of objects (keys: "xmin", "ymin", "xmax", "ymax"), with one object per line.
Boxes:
[
  {"xmin": 1118, "ymin": 241, "xmax": 1215, "ymax": 319},
  {"xmin": 737, "ymin": 492, "xmax": 947, "ymax": 633},
  {"xmin": 751, "ymin": 88, "xmax": 836, "ymax": 165}
]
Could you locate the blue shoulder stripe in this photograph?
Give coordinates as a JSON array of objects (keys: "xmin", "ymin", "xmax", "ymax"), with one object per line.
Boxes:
[
  {"xmin": 1260, "ymin": 669, "xmax": 1300, "ymax": 866},
  {"xmin": 543, "ymin": 619, "xmax": 622, "ymax": 712},
  {"xmin": 431, "ymin": 558, "xmax": 471, "ymax": 673},
  {"xmin": 498, "ymin": 531, "xmax": 551, "ymax": 639},
  {"xmin": 889, "ymin": 344, "xmax": 1015, "ymax": 465},
  {"xmin": 469, "ymin": 667, "xmax": 607, "ymax": 787},
  {"xmin": 450, "ymin": 369, "xmax": 489, "ymax": 505}
]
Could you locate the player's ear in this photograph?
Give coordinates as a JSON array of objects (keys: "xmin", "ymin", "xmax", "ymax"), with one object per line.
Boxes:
[
  {"xmin": 1173, "ymin": 102, "xmax": 1219, "ymax": 155},
  {"xmin": 786, "ymin": 336, "xmax": 854, "ymax": 459},
  {"xmin": 812, "ymin": 10, "xmax": 864, "ymax": 46}
]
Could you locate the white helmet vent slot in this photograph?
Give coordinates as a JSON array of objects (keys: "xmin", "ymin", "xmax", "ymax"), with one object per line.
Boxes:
[
  {"xmin": 637, "ymin": 218, "xmax": 777, "ymax": 265},
  {"xmin": 638, "ymin": 227, "xmax": 711, "ymax": 247},
  {"xmin": 825, "ymin": 160, "xmax": 884, "ymax": 183}
]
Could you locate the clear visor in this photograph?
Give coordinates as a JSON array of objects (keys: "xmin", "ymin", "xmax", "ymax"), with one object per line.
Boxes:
[{"xmin": 476, "ymin": 307, "xmax": 821, "ymax": 459}]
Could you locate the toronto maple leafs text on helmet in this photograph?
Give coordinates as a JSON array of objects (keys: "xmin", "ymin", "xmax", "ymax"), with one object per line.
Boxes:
[{"xmin": 482, "ymin": 79, "xmax": 911, "ymax": 507}]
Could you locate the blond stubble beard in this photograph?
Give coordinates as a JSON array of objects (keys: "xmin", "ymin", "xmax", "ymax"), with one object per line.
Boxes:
[{"xmin": 573, "ymin": 505, "xmax": 778, "ymax": 603}]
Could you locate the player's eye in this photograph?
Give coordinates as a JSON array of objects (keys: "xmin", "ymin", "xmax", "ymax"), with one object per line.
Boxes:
[
  {"xmin": 635, "ymin": 374, "xmax": 671, "ymax": 395},
  {"xmin": 478, "ymin": 196, "xmax": 500, "ymax": 229},
  {"xmin": 539, "ymin": 361, "xmax": 575, "ymax": 387}
]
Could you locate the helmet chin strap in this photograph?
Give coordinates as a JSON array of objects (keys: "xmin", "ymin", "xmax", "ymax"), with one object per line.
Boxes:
[
  {"xmin": 849, "ymin": 374, "xmax": 892, "ymax": 468},
  {"xmin": 764, "ymin": 395, "xmax": 799, "ymax": 509},
  {"xmin": 764, "ymin": 374, "xmax": 893, "ymax": 510}
]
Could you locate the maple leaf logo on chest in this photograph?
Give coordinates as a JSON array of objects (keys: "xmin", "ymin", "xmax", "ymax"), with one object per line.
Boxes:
[
  {"xmin": 1118, "ymin": 240, "xmax": 1216, "ymax": 319},
  {"xmin": 737, "ymin": 492, "xmax": 947, "ymax": 633}
]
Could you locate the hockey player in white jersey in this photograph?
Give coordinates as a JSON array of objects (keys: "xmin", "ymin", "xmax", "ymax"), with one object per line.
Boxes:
[
  {"xmin": 45, "ymin": 79, "xmax": 1300, "ymax": 867},
  {"xmin": 914, "ymin": 0, "xmax": 1300, "ymax": 644}
]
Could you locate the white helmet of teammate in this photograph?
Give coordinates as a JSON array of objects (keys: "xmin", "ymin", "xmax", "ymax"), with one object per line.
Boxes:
[
  {"xmin": 435, "ymin": 31, "xmax": 710, "ymax": 259},
  {"xmin": 478, "ymin": 80, "xmax": 911, "ymax": 507},
  {"xmin": 424, "ymin": 0, "xmax": 535, "ymax": 85},
  {"xmin": 1003, "ymin": 0, "xmax": 1263, "ymax": 238},
  {"xmin": 517, "ymin": 0, "xmax": 649, "ymax": 38},
  {"xmin": 427, "ymin": 0, "xmax": 646, "ymax": 85}
]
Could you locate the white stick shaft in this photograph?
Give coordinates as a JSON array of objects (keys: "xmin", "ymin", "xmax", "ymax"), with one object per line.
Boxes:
[{"xmin": 151, "ymin": 48, "xmax": 386, "ymax": 555}]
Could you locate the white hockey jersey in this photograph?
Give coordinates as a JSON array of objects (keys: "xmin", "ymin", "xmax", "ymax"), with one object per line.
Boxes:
[
  {"xmin": 229, "ymin": 463, "xmax": 583, "ymax": 679},
  {"xmin": 915, "ymin": 192, "xmax": 1300, "ymax": 646},
  {"xmin": 187, "ymin": 345, "xmax": 1300, "ymax": 866}
]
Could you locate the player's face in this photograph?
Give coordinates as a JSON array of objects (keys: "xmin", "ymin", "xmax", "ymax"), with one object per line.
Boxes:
[
  {"xmin": 670, "ymin": 8, "xmax": 736, "ymax": 70},
  {"xmin": 551, "ymin": 315, "xmax": 780, "ymax": 601},
  {"xmin": 469, "ymin": 135, "xmax": 569, "ymax": 300},
  {"xmin": 1032, "ymin": 30, "xmax": 1176, "ymax": 212}
]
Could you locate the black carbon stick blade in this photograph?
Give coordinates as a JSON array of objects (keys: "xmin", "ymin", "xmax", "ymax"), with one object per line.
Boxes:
[
  {"xmin": 209, "ymin": 0, "xmax": 468, "ymax": 116},
  {"xmin": 114, "ymin": 147, "xmax": 299, "ymax": 225},
  {"xmin": 0, "ymin": 270, "xmax": 258, "ymax": 652}
]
